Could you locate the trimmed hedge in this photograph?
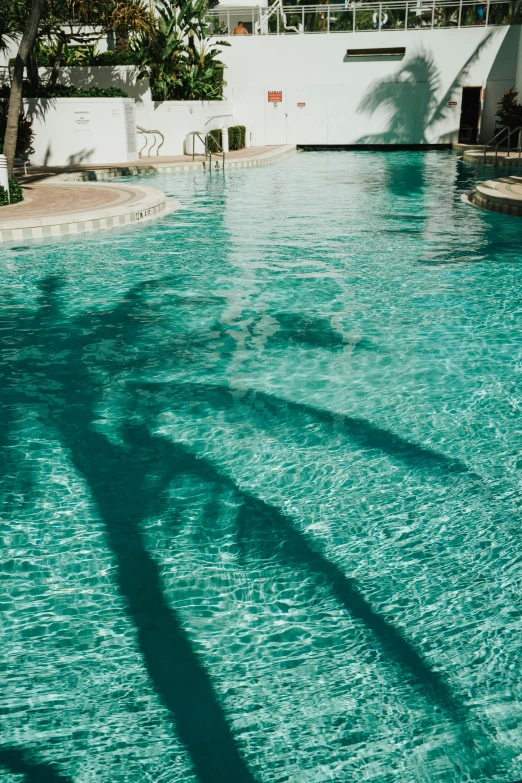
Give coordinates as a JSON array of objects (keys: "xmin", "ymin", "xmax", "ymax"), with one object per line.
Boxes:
[
  {"xmin": 19, "ymin": 50, "xmax": 142, "ymax": 67},
  {"xmin": 26, "ymin": 84, "xmax": 128, "ymax": 99},
  {"xmin": 92, "ymin": 51, "xmax": 142, "ymax": 66},
  {"xmin": 205, "ymin": 125, "xmax": 246, "ymax": 153},
  {"xmin": 206, "ymin": 128, "xmax": 222, "ymax": 153},
  {"xmin": 228, "ymin": 125, "xmax": 246, "ymax": 150},
  {"xmin": 0, "ymin": 83, "xmax": 128, "ymax": 99},
  {"xmin": 0, "ymin": 178, "xmax": 24, "ymax": 207}
]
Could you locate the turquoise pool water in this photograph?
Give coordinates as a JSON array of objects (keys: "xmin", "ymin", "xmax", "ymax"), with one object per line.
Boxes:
[{"xmin": 1, "ymin": 151, "xmax": 522, "ymax": 783}]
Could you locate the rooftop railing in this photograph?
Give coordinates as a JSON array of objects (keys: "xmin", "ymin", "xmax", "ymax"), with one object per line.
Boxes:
[{"xmin": 207, "ymin": 0, "xmax": 515, "ymax": 35}]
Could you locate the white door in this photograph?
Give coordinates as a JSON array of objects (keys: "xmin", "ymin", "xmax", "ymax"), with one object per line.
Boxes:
[
  {"xmin": 265, "ymin": 87, "xmax": 287, "ymax": 145},
  {"xmin": 286, "ymin": 86, "xmax": 328, "ymax": 145}
]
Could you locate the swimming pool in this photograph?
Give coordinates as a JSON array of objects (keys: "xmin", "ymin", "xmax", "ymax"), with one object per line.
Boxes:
[{"xmin": 1, "ymin": 151, "xmax": 522, "ymax": 783}]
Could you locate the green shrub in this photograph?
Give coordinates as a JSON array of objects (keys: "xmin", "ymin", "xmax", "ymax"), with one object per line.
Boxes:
[
  {"xmin": 496, "ymin": 88, "xmax": 522, "ymax": 131},
  {"xmin": 27, "ymin": 84, "xmax": 128, "ymax": 99},
  {"xmin": 206, "ymin": 129, "xmax": 222, "ymax": 153},
  {"xmin": 206, "ymin": 126, "xmax": 246, "ymax": 153},
  {"xmin": 92, "ymin": 51, "xmax": 142, "ymax": 66},
  {"xmin": 0, "ymin": 178, "xmax": 24, "ymax": 207},
  {"xmin": 29, "ymin": 43, "xmax": 141, "ymax": 68},
  {"xmin": 228, "ymin": 125, "xmax": 246, "ymax": 151}
]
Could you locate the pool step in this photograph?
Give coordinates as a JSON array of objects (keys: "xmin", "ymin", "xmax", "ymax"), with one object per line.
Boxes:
[
  {"xmin": 463, "ymin": 149, "xmax": 522, "ymax": 167},
  {"xmin": 466, "ymin": 176, "xmax": 522, "ymax": 217}
]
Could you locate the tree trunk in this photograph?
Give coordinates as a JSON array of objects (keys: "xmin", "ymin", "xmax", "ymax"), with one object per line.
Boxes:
[
  {"xmin": 115, "ymin": 27, "xmax": 129, "ymax": 52},
  {"xmin": 50, "ymin": 36, "xmax": 65, "ymax": 87},
  {"xmin": 2, "ymin": 0, "xmax": 46, "ymax": 177},
  {"xmin": 27, "ymin": 45, "xmax": 39, "ymax": 92}
]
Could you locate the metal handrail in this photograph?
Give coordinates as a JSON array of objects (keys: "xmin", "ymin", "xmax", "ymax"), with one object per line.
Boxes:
[
  {"xmin": 482, "ymin": 126, "xmax": 522, "ymax": 165},
  {"xmin": 189, "ymin": 131, "xmax": 226, "ymax": 171},
  {"xmin": 136, "ymin": 126, "xmax": 165, "ymax": 158},
  {"xmin": 207, "ymin": 0, "xmax": 513, "ymax": 33},
  {"xmin": 506, "ymin": 126, "xmax": 522, "ymax": 159},
  {"xmin": 204, "ymin": 114, "xmax": 235, "ymax": 126}
]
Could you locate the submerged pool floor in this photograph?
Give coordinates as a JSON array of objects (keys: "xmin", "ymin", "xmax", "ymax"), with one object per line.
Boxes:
[{"xmin": 1, "ymin": 151, "xmax": 522, "ymax": 783}]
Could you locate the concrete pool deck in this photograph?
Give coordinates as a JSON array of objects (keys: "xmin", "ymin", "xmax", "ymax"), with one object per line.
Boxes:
[
  {"xmin": 0, "ymin": 144, "xmax": 296, "ymax": 243},
  {"xmin": 0, "ymin": 180, "xmax": 175, "ymax": 243}
]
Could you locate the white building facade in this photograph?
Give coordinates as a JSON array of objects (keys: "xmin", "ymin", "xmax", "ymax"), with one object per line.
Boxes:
[{"xmin": 213, "ymin": 18, "xmax": 522, "ymax": 147}]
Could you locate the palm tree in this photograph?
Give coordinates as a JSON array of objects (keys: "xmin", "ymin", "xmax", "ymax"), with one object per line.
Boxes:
[{"xmin": 2, "ymin": 0, "xmax": 46, "ymax": 178}]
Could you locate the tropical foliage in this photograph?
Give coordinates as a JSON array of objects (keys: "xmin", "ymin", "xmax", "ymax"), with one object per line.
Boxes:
[
  {"xmin": 135, "ymin": 0, "xmax": 229, "ymax": 101},
  {"xmin": 2, "ymin": 0, "xmax": 229, "ymax": 101},
  {"xmin": 0, "ymin": 0, "xmax": 154, "ymax": 85},
  {"xmin": 0, "ymin": 177, "xmax": 24, "ymax": 205},
  {"xmin": 496, "ymin": 87, "xmax": 522, "ymax": 131}
]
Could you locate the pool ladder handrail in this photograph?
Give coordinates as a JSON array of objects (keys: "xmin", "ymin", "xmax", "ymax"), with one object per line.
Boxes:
[
  {"xmin": 482, "ymin": 125, "xmax": 522, "ymax": 166},
  {"xmin": 188, "ymin": 130, "xmax": 226, "ymax": 171},
  {"xmin": 137, "ymin": 126, "xmax": 165, "ymax": 158}
]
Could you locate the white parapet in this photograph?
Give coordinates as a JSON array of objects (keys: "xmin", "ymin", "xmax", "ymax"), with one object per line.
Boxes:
[
  {"xmin": 37, "ymin": 66, "xmax": 152, "ymax": 102},
  {"xmin": 26, "ymin": 98, "xmax": 138, "ymax": 167}
]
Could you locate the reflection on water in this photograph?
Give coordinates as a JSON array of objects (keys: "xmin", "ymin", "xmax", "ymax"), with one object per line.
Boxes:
[{"xmin": 1, "ymin": 152, "xmax": 522, "ymax": 783}]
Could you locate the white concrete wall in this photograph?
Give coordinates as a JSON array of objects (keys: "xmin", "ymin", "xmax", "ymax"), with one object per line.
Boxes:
[
  {"xmin": 216, "ymin": 25, "xmax": 522, "ymax": 145},
  {"xmin": 0, "ymin": 39, "xmax": 18, "ymax": 69},
  {"xmin": 516, "ymin": 26, "xmax": 522, "ymax": 95},
  {"xmin": 26, "ymin": 98, "xmax": 138, "ymax": 166},
  {"xmin": 134, "ymin": 100, "xmax": 238, "ymax": 155}
]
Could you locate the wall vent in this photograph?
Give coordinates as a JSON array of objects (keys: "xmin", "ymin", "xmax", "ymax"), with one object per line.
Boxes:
[{"xmin": 344, "ymin": 47, "xmax": 406, "ymax": 58}]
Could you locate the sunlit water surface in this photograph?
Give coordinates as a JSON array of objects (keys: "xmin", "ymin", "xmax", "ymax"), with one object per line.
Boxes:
[{"xmin": 1, "ymin": 151, "xmax": 522, "ymax": 783}]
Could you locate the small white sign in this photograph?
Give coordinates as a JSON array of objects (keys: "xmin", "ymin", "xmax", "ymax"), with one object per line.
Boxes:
[
  {"xmin": 135, "ymin": 208, "xmax": 152, "ymax": 221},
  {"xmin": 74, "ymin": 110, "xmax": 91, "ymax": 132},
  {"xmin": 125, "ymin": 103, "xmax": 138, "ymax": 155}
]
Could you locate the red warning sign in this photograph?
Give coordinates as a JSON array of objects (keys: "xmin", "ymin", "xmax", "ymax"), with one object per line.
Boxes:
[{"xmin": 268, "ymin": 91, "xmax": 283, "ymax": 103}]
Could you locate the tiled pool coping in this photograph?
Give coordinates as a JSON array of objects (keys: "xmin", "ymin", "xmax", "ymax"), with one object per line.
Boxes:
[
  {"xmin": 0, "ymin": 145, "xmax": 296, "ymax": 243},
  {"xmin": 0, "ymin": 181, "xmax": 178, "ymax": 244},
  {"xmin": 52, "ymin": 144, "xmax": 297, "ymax": 181}
]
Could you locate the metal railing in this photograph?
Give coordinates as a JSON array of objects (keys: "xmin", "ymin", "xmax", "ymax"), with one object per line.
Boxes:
[
  {"xmin": 207, "ymin": 0, "xmax": 515, "ymax": 34},
  {"xmin": 483, "ymin": 125, "xmax": 522, "ymax": 165},
  {"xmin": 187, "ymin": 131, "xmax": 226, "ymax": 171},
  {"xmin": 136, "ymin": 126, "xmax": 165, "ymax": 158}
]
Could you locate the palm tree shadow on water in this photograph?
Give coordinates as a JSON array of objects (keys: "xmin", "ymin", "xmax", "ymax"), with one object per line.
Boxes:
[
  {"xmin": 0, "ymin": 276, "xmax": 507, "ymax": 781},
  {"xmin": 355, "ymin": 35, "xmax": 497, "ymax": 206},
  {"xmin": 0, "ymin": 748, "xmax": 73, "ymax": 783},
  {"xmin": 0, "ymin": 278, "xmax": 257, "ymax": 783}
]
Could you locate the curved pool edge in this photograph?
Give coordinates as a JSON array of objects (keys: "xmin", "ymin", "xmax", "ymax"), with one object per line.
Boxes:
[{"xmin": 0, "ymin": 181, "xmax": 179, "ymax": 244}]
